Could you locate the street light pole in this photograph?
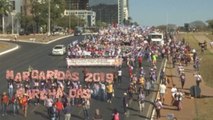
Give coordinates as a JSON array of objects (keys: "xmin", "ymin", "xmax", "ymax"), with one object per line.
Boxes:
[
  {"xmin": 100, "ymin": 9, "xmax": 102, "ymax": 23},
  {"xmin": 11, "ymin": 10, "xmax": 16, "ymax": 35},
  {"xmin": 12, "ymin": 13, "xmax": 14, "ymax": 35},
  {"xmin": 69, "ymin": 1, "xmax": 71, "ymax": 29},
  {"xmin": 47, "ymin": 0, "xmax": 51, "ymax": 36}
]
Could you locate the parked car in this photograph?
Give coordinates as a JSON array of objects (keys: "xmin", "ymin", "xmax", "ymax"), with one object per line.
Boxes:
[{"xmin": 52, "ymin": 45, "xmax": 66, "ymax": 55}]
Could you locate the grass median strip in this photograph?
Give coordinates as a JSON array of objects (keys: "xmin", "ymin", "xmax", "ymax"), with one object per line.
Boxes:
[{"xmin": 179, "ymin": 33, "xmax": 213, "ymax": 120}]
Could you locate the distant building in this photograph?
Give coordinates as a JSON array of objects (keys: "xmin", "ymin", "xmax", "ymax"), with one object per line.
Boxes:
[
  {"xmin": 65, "ymin": 0, "xmax": 89, "ymax": 10},
  {"xmin": 64, "ymin": 0, "xmax": 128, "ymax": 25},
  {"xmin": 118, "ymin": 0, "xmax": 129, "ymax": 24},
  {"xmin": 88, "ymin": 0, "xmax": 118, "ymax": 24},
  {"xmin": 64, "ymin": 10, "xmax": 96, "ymax": 27}
]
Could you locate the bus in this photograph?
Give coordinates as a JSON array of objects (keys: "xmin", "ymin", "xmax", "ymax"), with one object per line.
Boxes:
[
  {"xmin": 74, "ymin": 26, "xmax": 84, "ymax": 36},
  {"xmin": 148, "ymin": 32, "xmax": 164, "ymax": 45}
]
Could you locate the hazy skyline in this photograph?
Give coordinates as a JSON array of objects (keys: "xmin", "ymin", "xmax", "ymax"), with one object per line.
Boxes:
[
  {"xmin": 89, "ymin": 0, "xmax": 117, "ymax": 6},
  {"xmin": 129, "ymin": 0, "xmax": 213, "ymax": 26}
]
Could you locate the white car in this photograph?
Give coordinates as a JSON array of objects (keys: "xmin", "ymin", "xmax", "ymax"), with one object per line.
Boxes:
[{"xmin": 52, "ymin": 45, "xmax": 66, "ymax": 55}]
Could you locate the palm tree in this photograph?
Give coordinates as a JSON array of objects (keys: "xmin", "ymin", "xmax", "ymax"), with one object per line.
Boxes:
[{"xmin": 0, "ymin": 0, "xmax": 12, "ymax": 34}]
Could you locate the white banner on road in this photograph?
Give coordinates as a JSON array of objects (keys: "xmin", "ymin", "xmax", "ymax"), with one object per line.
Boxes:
[{"xmin": 66, "ymin": 58, "xmax": 123, "ymax": 66}]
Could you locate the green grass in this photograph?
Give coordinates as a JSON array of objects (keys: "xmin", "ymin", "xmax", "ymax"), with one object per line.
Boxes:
[
  {"xmin": 193, "ymin": 98, "xmax": 213, "ymax": 120},
  {"xmin": 206, "ymin": 33, "xmax": 213, "ymax": 41},
  {"xmin": 179, "ymin": 33, "xmax": 213, "ymax": 88},
  {"xmin": 179, "ymin": 33, "xmax": 213, "ymax": 120}
]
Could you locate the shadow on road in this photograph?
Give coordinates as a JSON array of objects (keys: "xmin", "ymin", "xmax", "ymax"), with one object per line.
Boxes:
[{"xmin": 34, "ymin": 111, "xmax": 49, "ymax": 119}]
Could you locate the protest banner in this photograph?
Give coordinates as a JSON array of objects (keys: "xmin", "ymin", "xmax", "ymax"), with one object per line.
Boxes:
[
  {"xmin": 66, "ymin": 58, "xmax": 123, "ymax": 67},
  {"xmin": 16, "ymin": 88, "xmax": 91, "ymax": 99},
  {"xmin": 6, "ymin": 70, "xmax": 114, "ymax": 83}
]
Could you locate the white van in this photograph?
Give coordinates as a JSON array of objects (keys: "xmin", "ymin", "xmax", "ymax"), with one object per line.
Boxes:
[{"xmin": 148, "ymin": 32, "xmax": 164, "ymax": 45}]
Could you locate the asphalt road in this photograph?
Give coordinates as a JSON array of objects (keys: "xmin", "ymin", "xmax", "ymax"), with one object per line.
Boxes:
[{"xmin": 0, "ymin": 35, "xmax": 164, "ymax": 120}]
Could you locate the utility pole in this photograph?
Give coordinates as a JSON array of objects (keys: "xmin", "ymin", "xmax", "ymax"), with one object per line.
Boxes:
[
  {"xmin": 11, "ymin": 12, "xmax": 14, "ymax": 35},
  {"xmin": 68, "ymin": 1, "xmax": 71, "ymax": 29},
  {"xmin": 47, "ymin": 0, "xmax": 51, "ymax": 36}
]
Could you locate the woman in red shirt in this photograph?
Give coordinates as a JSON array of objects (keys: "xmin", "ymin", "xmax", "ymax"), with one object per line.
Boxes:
[
  {"xmin": 55, "ymin": 98, "xmax": 64, "ymax": 120},
  {"xmin": 1, "ymin": 92, "xmax": 9, "ymax": 116},
  {"xmin": 20, "ymin": 94, "xmax": 28, "ymax": 117}
]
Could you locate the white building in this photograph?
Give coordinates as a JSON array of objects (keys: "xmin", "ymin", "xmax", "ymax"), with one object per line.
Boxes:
[
  {"xmin": 118, "ymin": 0, "xmax": 129, "ymax": 24},
  {"xmin": 64, "ymin": 10, "xmax": 96, "ymax": 27}
]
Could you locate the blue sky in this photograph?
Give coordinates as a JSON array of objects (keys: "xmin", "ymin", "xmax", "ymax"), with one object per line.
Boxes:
[{"xmin": 129, "ymin": 0, "xmax": 213, "ymax": 26}]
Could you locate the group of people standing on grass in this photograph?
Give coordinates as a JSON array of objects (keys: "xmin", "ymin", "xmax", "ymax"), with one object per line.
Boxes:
[{"xmin": 154, "ymin": 35, "xmax": 206, "ymax": 119}]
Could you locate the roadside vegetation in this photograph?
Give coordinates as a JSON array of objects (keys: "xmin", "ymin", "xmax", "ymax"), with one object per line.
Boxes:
[
  {"xmin": 179, "ymin": 32, "xmax": 213, "ymax": 120},
  {"xmin": 179, "ymin": 32, "xmax": 213, "ymax": 88}
]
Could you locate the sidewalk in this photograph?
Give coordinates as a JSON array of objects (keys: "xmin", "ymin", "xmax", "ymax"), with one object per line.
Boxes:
[{"xmin": 158, "ymin": 59, "xmax": 213, "ymax": 120}]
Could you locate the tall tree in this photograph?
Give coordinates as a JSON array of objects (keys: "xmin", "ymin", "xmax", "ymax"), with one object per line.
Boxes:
[
  {"xmin": 0, "ymin": 0, "xmax": 12, "ymax": 34},
  {"xmin": 206, "ymin": 19, "xmax": 213, "ymax": 34},
  {"xmin": 30, "ymin": 0, "xmax": 66, "ymax": 33}
]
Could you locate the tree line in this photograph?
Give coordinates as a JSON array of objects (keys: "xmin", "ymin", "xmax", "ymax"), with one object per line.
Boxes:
[{"xmin": 0, "ymin": 0, "xmax": 85, "ymax": 34}]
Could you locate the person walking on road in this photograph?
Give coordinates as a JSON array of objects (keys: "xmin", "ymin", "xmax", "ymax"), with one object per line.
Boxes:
[
  {"xmin": 194, "ymin": 73, "xmax": 202, "ymax": 87},
  {"xmin": 55, "ymin": 98, "xmax": 64, "ymax": 120},
  {"xmin": 8, "ymin": 82, "xmax": 14, "ymax": 99},
  {"xmin": 155, "ymin": 98, "xmax": 163, "ymax": 119},
  {"xmin": 45, "ymin": 95, "xmax": 54, "ymax": 117},
  {"xmin": 159, "ymin": 82, "xmax": 167, "ymax": 104},
  {"xmin": 20, "ymin": 94, "xmax": 29, "ymax": 118},
  {"xmin": 106, "ymin": 83, "xmax": 114, "ymax": 103},
  {"xmin": 63, "ymin": 103, "xmax": 72, "ymax": 120},
  {"xmin": 180, "ymin": 72, "xmax": 186, "ymax": 89},
  {"xmin": 112, "ymin": 108, "xmax": 120, "ymax": 120},
  {"xmin": 174, "ymin": 89, "xmax": 184, "ymax": 110},
  {"xmin": 117, "ymin": 68, "xmax": 122, "ymax": 84},
  {"xmin": 82, "ymin": 98, "xmax": 90, "ymax": 120},
  {"xmin": 100, "ymin": 82, "xmax": 106, "ymax": 101},
  {"xmin": 171, "ymin": 84, "xmax": 177, "ymax": 104},
  {"xmin": 138, "ymin": 91, "xmax": 145, "ymax": 112},
  {"xmin": 1, "ymin": 92, "xmax": 9, "ymax": 116},
  {"xmin": 145, "ymin": 79, "xmax": 151, "ymax": 96},
  {"xmin": 11, "ymin": 93, "xmax": 20, "ymax": 115},
  {"xmin": 49, "ymin": 104, "xmax": 58, "ymax": 120}
]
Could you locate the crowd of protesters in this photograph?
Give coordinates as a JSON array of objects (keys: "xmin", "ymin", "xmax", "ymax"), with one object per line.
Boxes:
[
  {"xmin": 1, "ymin": 24, "xmax": 175, "ymax": 120},
  {"xmin": 152, "ymin": 32, "xmax": 206, "ymax": 120}
]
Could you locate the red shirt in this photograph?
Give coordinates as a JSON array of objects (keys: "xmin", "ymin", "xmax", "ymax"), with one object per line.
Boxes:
[
  {"xmin": 55, "ymin": 101, "xmax": 63, "ymax": 111},
  {"xmin": 2, "ymin": 95, "xmax": 9, "ymax": 104},
  {"xmin": 138, "ymin": 56, "xmax": 142, "ymax": 63},
  {"xmin": 21, "ymin": 96, "xmax": 28, "ymax": 106}
]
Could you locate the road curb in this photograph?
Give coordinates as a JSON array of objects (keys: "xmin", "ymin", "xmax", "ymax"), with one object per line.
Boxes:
[
  {"xmin": 44, "ymin": 35, "xmax": 74, "ymax": 44},
  {"xmin": 0, "ymin": 35, "xmax": 74, "ymax": 55},
  {"xmin": 0, "ymin": 44, "xmax": 19, "ymax": 56},
  {"xmin": 150, "ymin": 58, "xmax": 167, "ymax": 120},
  {"xmin": 0, "ymin": 32, "xmax": 98, "ymax": 45},
  {"xmin": 0, "ymin": 35, "xmax": 74, "ymax": 45}
]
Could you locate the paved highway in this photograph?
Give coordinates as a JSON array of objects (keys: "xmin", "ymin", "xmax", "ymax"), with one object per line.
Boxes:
[{"xmin": 0, "ymin": 36, "xmax": 164, "ymax": 120}]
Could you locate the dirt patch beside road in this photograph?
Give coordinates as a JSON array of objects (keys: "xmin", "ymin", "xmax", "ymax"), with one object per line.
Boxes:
[
  {"xmin": 0, "ymin": 41, "xmax": 17, "ymax": 54},
  {"xmin": 0, "ymin": 34, "xmax": 68, "ymax": 43},
  {"xmin": 159, "ymin": 32, "xmax": 213, "ymax": 120}
]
